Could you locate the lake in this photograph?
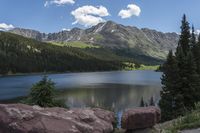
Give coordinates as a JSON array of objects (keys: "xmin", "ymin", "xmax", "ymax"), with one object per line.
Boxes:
[{"xmin": 0, "ymin": 70, "xmax": 162, "ymax": 123}]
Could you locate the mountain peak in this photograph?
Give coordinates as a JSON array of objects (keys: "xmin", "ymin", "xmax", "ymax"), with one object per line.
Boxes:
[
  {"xmin": 70, "ymin": 27, "xmax": 82, "ymax": 32},
  {"xmin": 9, "ymin": 28, "xmax": 44, "ymax": 41},
  {"xmin": 10, "ymin": 27, "xmax": 41, "ymax": 33},
  {"xmin": 105, "ymin": 20, "xmax": 117, "ymax": 25}
]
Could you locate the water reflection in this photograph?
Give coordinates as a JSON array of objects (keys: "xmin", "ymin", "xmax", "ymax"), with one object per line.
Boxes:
[
  {"xmin": 0, "ymin": 70, "xmax": 162, "ymax": 101},
  {"xmin": 58, "ymin": 83, "xmax": 161, "ymax": 112}
]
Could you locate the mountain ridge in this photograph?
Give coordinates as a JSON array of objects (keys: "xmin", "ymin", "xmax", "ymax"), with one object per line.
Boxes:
[
  {"xmin": 9, "ymin": 21, "xmax": 179, "ymax": 60},
  {"xmin": 9, "ymin": 21, "xmax": 178, "ymax": 42}
]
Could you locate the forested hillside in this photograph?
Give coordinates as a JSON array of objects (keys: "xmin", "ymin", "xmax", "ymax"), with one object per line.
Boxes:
[{"xmin": 0, "ymin": 32, "xmax": 124, "ymax": 74}]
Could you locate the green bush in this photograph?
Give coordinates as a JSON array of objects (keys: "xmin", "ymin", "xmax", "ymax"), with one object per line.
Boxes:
[{"xmin": 22, "ymin": 76, "xmax": 67, "ymax": 108}]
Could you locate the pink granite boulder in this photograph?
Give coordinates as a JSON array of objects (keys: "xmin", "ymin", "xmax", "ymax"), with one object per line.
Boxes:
[
  {"xmin": 121, "ymin": 106, "xmax": 161, "ymax": 130},
  {"xmin": 0, "ymin": 104, "xmax": 115, "ymax": 133}
]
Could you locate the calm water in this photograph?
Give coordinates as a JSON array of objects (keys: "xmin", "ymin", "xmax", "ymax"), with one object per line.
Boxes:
[{"xmin": 0, "ymin": 70, "xmax": 162, "ymax": 113}]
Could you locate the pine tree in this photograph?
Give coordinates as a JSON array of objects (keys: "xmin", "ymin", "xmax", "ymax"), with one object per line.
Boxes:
[
  {"xmin": 149, "ymin": 96, "xmax": 155, "ymax": 106},
  {"xmin": 140, "ymin": 97, "xmax": 145, "ymax": 107},
  {"xmin": 23, "ymin": 76, "xmax": 66, "ymax": 108},
  {"xmin": 160, "ymin": 15, "xmax": 200, "ymax": 121},
  {"xmin": 28, "ymin": 76, "xmax": 56, "ymax": 107},
  {"xmin": 175, "ymin": 15, "xmax": 200, "ymax": 111},
  {"xmin": 193, "ymin": 34, "xmax": 200, "ymax": 75},
  {"xmin": 175, "ymin": 15, "xmax": 190, "ymax": 86},
  {"xmin": 190, "ymin": 25, "xmax": 196, "ymax": 48},
  {"xmin": 177, "ymin": 14, "xmax": 191, "ymax": 55},
  {"xmin": 184, "ymin": 51, "xmax": 200, "ymax": 109},
  {"xmin": 177, "ymin": 22, "xmax": 200, "ymax": 110},
  {"xmin": 159, "ymin": 50, "xmax": 183, "ymax": 121}
]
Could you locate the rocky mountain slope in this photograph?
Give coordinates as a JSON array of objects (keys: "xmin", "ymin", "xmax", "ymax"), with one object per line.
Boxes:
[{"xmin": 9, "ymin": 21, "xmax": 179, "ymax": 60}]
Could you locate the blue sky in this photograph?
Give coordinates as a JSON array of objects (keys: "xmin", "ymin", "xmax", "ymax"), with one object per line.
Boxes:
[{"xmin": 0, "ymin": 0, "xmax": 200, "ymax": 33}]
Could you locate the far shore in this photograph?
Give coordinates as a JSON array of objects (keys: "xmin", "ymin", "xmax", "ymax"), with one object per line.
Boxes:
[{"xmin": 0, "ymin": 67, "xmax": 159, "ymax": 77}]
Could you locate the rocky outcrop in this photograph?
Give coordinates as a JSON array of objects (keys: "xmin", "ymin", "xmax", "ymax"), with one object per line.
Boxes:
[
  {"xmin": 9, "ymin": 28, "xmax": 46, "ymax": 41},
  {"xmin": 121, "ymin": 106, "xmax": 161, "ymax": 131},
  {"xmin": 0, "ymin": 104, "xmax": 115, "ymax": 133}
]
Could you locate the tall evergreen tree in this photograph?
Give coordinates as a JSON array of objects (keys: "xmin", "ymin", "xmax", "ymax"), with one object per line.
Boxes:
[
  {"xmin": 178, "ymin": 24, "xmax": 200, "ymax": 109},
  {"xmin": 175, "ymin": 15, "xmax": 200, "ymax": 111},
  {"xmin": 177, "ymin": 14, "xmax": 191, "ymax": 55},
  {"xmin": 193, "ymin": 34, "xmax": 200, "ymax": 75},
  {"xmin": 160, "ymin": 15, "xmax": 200, "ymax": 121},
  {"xmin": 183, "ymin": 51, "xmax": 200, "ymax": 109},
  {"xmin": 175, "ymin": 15, "xmax": 197, "ymax": 111},
  {"xmin": 175, "ymin": 15, "xmax": 191, "ymax": 84},
  {"xmin": 159, "ymin": 50, "xmax": 183, "ymax": 121},
  {"xmin": 190, "ymin": 25, "xmax": 196, "ymax": 48}
]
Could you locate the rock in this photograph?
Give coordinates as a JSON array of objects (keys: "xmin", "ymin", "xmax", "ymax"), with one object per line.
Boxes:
[
  {"xmin": 121, "ymin": 106, "xmax": 161, "ymax": 130},
  {"xmin": 0, "ymin": 104, "xmax": 115, "ymax": 133}
]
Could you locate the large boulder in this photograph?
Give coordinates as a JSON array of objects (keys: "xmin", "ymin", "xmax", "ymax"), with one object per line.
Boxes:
[
  {"xmin": 0, "ymin": 104, "xmax": 115, "ymax": 133},
  {"xmin": 121, "ymin": 106, "xmax": 161, "ymax": 130}
]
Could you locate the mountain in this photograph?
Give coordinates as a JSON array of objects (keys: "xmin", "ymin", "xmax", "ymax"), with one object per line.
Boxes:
[
  {"xmin": 9, "ymin": 28, "xmax": 46, "ymax": 41},
  {"xmin": 9, "ymin": 21, "xmax": 179, "ymax": 60}
]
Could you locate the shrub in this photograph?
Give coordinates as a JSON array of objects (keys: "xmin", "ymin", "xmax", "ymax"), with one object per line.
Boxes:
[{"xmin": 22, "ymin": 76, "xmax": 67, "ymax": 108}]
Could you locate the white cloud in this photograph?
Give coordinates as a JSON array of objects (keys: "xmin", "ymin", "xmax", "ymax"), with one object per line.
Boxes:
[
  {"xmin": 0, "ymin": 23, "xmax": 15, "ymax": 31},
  {"xmin": 44, "ymin": 0, "xmax": 75, "ymax": 7},
  {"xmin": 190, "ymin": 29, "xmax": 200, "ymax": 35},
  {"xmin": 71, "ymin": 5, "xmax": 110, "ymax": 27},
  {"xmin": 195, "ymin": 29, "xmax": 200, "ymax": 35},
  {"xmin": 118, "ymin": 4, "xmax": 141, "ymax": 19},
  {"xmin": 62, "ymin": 28, "xmax": 70, "ymax": 31}
]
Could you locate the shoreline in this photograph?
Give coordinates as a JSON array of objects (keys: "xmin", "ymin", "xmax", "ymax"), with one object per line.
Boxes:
[{"xmin": 0, "ymin": 66, "xmax": 159, "ymax": 77}]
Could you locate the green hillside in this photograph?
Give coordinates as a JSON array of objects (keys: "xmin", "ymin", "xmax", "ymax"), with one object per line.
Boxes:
[
  {"xmin": 0, "ymin": 32, "xmax": 124, "ymax": 74},
  {"xmin": 50, "ymin": 41, "xmax": 100, "ymax": 48},
  {"xmin": 50, "ymin": 42, "xmax": 164, "ymax": 65}
]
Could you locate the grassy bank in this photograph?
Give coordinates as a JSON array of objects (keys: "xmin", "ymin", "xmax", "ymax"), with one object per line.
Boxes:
[
  {"xmin": 123, "ymin": 62, "xmax": 159, "ymax": 71},
  {"xmin": 159, "ymin": 103, "xmax": 200, "ymax": 133}
]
